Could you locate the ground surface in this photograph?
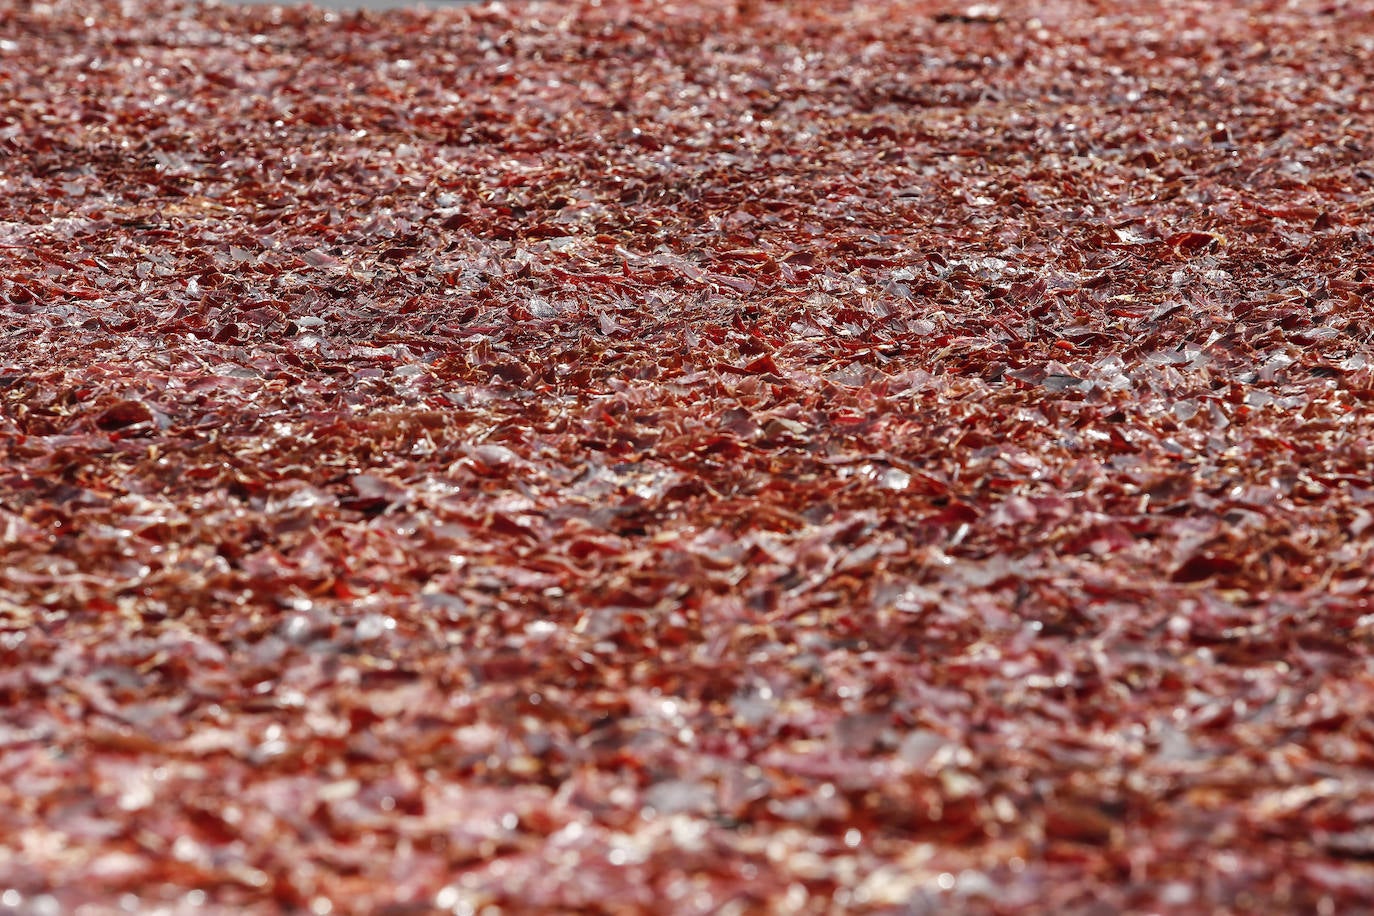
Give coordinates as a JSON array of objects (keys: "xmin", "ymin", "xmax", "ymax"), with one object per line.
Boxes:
[
  {"xmin": 1, "ymin": 0, "xmax": 1373, "ymax": 912},
  {"xmin": 233, "ymin": 0, "xmax": 475, "ymax": 12}
]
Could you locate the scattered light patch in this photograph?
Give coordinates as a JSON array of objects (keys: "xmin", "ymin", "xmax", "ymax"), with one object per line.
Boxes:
[
  {"xmin": 878, "ymin": 467, "xmax": 910, "ymax": 491},
  {"xmin": 354, "ymin": 614, "xmax": 396, "ymax": 641},
  {"xmin": 524, "ymin": 619, "xmax": 558, "ymax": 638}
]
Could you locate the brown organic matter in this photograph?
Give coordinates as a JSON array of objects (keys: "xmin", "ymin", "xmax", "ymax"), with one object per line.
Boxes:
[{"xmin": 2, "ymin": 0, "xmax": 1373, "ymax": 911}]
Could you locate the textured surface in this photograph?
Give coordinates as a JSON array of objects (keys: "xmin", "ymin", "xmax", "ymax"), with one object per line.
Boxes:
[
  {"xmin": 231, "ymin": 0, "xmax": 477, "ymax": 11},
  {"xmin": 1, "ymin": 0, "xmax": 1373, "ymax": 911}
]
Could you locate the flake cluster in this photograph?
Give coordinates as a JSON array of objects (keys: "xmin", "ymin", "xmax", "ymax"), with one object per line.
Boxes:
[{"xmin": 1, "ymin": 0, "xmax": 1373, "ymax": 911}]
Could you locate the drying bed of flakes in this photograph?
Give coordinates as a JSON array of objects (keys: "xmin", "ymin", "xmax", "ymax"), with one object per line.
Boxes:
[{"xmin": 1, "ymin": 0, "xmax": 1373, "ymax": 911}]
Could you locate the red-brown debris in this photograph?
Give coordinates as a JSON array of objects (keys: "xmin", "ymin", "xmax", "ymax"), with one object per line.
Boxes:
[{"xmin": 1, "ymin": 0, "xmax": 1373, "ymax": 911}]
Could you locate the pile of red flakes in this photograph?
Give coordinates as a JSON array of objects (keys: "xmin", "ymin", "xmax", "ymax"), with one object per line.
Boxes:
[{"xmin": 2, "ymin": 0, "xmax": 1373, "ymax": 910}]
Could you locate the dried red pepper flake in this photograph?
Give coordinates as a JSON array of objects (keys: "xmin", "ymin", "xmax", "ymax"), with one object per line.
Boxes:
[{"xmin": 1, "ymin": 0, "xmax": 1373, "ymax": 911}]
